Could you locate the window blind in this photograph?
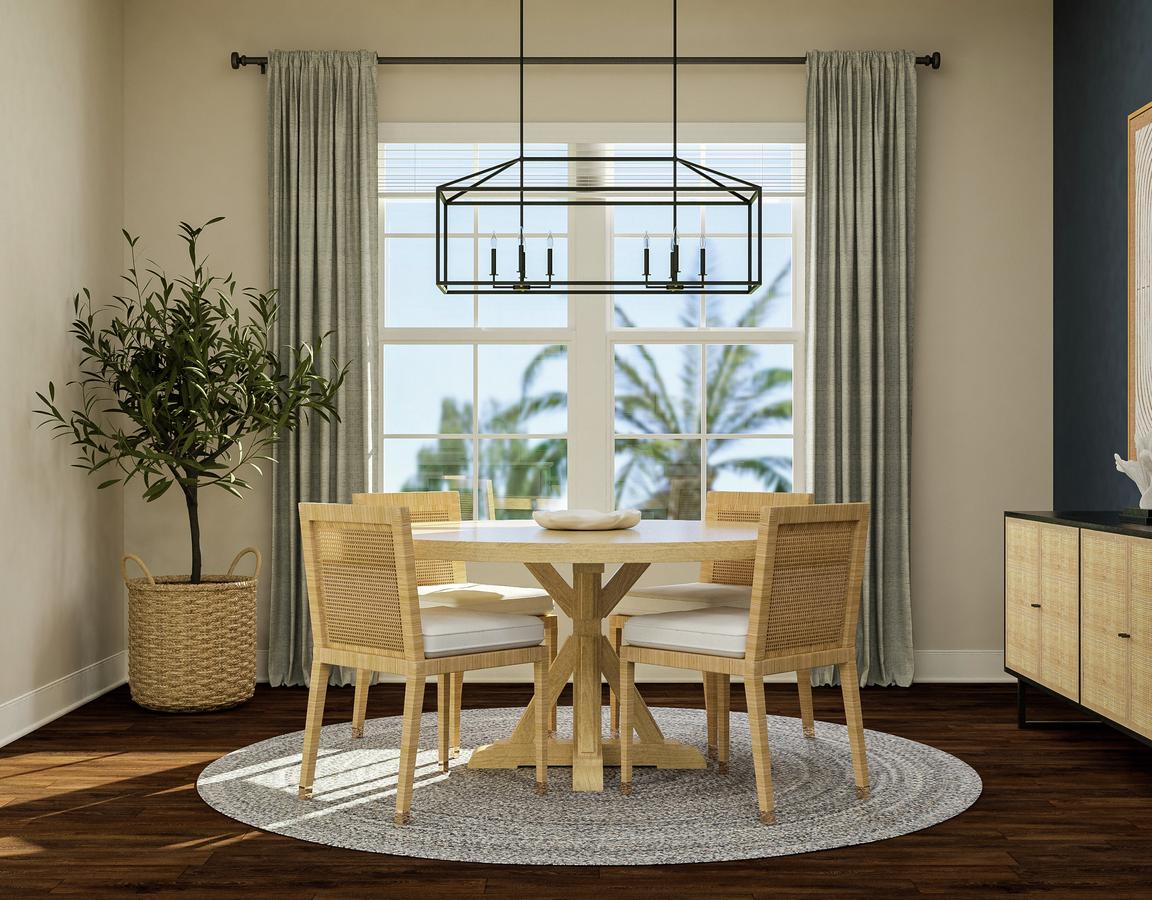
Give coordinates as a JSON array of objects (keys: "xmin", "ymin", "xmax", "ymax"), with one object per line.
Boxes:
[{"xmin": 379, "ymin": 141, "xmax": 805, "ymax": 195}]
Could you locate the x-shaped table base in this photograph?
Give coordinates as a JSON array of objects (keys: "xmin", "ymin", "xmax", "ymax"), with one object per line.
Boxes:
[{"xmin": 467, "ymin": 562, "xmax": 708, "ymax": 791}]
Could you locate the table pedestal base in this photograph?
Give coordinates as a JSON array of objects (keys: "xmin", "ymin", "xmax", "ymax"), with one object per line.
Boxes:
[{"xmin": 466, "ymin": 562, "xmax": 708, "ymax": 790}]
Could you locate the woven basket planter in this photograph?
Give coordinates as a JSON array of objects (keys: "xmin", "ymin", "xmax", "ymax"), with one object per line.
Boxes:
[{"xmin": 122, "ymin": 548, "xmax": 260, "ymax": 713}]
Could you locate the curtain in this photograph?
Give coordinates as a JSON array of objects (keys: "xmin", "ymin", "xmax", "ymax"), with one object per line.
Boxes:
[
  {"xmin": 805, "ymin": 50, "xmax": 916, "ymax": 687},
  {"xmin": 267, "ymin": 50, "xmax": 380, "ymax": 687}
]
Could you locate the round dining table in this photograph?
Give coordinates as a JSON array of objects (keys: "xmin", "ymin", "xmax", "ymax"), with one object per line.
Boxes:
[{"xmin": 411, "ymin": 518, "xmax": 760, "ymax": 792}]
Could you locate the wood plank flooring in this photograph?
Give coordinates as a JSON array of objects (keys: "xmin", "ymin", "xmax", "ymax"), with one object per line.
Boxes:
[{"xmin": 0, "ymin": 683, "xmax": 1150, "ymax": 897}]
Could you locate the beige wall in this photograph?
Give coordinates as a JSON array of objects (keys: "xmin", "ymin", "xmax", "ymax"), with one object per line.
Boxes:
[
  {"xmin": 0, "ymin": 0, "xmax": 125, "ymax": 730},
  {"xmin": 121, "ymin": 0, "xmax": 1053, "ymax": 680}
]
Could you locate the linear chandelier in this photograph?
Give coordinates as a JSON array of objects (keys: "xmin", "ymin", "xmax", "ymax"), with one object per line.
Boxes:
[{"xmin": 434, "ymin": 0, "xmax": 763, "ymax": 295}]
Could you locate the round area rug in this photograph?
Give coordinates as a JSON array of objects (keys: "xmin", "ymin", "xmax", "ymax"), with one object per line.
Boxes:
[{"xmin": 197, "ymin": 707, "xmax": 981, "ymax": 865}]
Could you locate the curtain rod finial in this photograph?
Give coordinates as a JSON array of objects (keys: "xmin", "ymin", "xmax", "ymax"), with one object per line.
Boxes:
[{"xmin": 230, "ymin": 51, "xmax": 242, "ymax": 69}]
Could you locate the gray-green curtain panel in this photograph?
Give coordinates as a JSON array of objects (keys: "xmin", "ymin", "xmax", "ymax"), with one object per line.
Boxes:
[
  {"xmin": 805, "ymin": 50, "xmax": 916, "ymax": 687},
  {"xmin": 267, "ymin": 50, "xmax": 380, "ymax": 687}
]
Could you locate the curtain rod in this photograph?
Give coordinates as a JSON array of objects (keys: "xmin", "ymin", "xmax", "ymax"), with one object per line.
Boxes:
[{"xmin": 229, "ymin": 51, "xmax": 942, "ymax": 74}]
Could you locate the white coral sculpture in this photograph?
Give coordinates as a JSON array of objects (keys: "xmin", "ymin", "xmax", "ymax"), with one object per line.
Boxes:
[{"xmin": 1115, "ymin": 432, "xmax": 1152, "ymax": 509}]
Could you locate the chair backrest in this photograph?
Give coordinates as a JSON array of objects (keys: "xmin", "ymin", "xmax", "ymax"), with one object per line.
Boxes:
[
  {"xmin": 351, "ymin": 491, "xmax": 466, "ymax": 585},
  {"xmin": 298, "ymin": 503, "xmax": 424, "ymax": 660},
  {"xmin": 701, "ymin": 491, "xmax": 815, "ymax": 586},
  {"xmin": 744, "ymin": 503, "xmax": 870, "ymax": 662}
]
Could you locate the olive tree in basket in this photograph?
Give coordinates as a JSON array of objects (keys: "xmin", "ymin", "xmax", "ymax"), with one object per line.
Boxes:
[{"xmin": 36, "ymin": 218, "xmax": 346, "ymax": 711}]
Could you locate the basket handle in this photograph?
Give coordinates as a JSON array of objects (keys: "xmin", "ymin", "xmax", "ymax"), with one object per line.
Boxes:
[
  {"xmin": 227, "ymin": 546, "xmax": 262, "ymax": 581},
  {"xmin": 121, "ymin": 553, "xmax": 156, "ymax": 585}
]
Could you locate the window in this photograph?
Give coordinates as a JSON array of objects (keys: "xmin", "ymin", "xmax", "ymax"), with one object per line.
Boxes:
[{"xmin": 378, "ymin": 126, "xmax": 805, "ymax": 520}]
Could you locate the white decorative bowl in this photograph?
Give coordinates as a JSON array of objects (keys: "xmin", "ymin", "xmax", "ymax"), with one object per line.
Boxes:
[{"xmin": 532, "ymin": 509, "xmax": 642, "ymax": 531}]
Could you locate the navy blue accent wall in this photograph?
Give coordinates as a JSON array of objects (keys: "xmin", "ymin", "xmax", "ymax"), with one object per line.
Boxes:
[{"xmin": 1054, "ymin": 0, "xmax": 1152, "ymax": 509}]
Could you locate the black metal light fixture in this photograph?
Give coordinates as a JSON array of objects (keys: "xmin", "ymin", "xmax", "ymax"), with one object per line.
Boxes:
[{"xmin": 434, "ymin": 0, "xmax": 763, "ymax": 295}]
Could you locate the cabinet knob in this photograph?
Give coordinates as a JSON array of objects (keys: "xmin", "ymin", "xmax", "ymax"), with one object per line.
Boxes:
[
  {"xmin": 1119, "ymin": 632, "xmax": 1132, "ymax": 639},
  {"xmin": 1030, "ymin": 603, "xmax": 1042, "ymax": 608}
]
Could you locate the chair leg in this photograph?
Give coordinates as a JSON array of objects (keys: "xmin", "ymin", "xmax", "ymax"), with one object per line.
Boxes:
[
  {"xmin": 796, "ymin": 667, "xmax": 816, "ymax": 738},
  {"xmin": 619, "ymin": 655, "xmax": 635, "ymax": 795},
  {"xmin": 607, "ymin": 614, "xmax": 627, "ymax": 736},
  {"xmin": 534, "ymin": 656, "xmax": 549, "ymax": 795},
  {"xmin": 449, "ymin": 672, "xmax": 463, "ymax": 758},
  {"xmin": 839, "ymin": 659, "xmax": 870, "ymax": 799},
  {"xmin": 437, "ymin": 674, "xmax": 450, "ymax": 772},
  {"xmin": 703, "ymin": 672, "xmax": 719, "ymax": 759},
  {"xmin": 395, "ymin": 675, "xmax": 425, "ymax": 826},
  {"xmin": 743, "ymin": 674, "xmax": 776, "ymax": 825},
  {"xmin": 299, "ymin": 659, "xmax": 332, "ymax": 799},
  {"xmin": 542, "ymin": 614, "xmax": 558, "ymax": 734},
  {"xmin": 715, "ymin": 675, "xmax": 731, "ymax": 774},
  {"xmin": 351, "ymin": 668, "xmax": 370, "ymax": 738}
]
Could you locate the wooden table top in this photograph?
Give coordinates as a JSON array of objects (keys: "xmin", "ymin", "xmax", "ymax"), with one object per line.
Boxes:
[{"xmin": 410, "ymin": 518, "xmax": 758, "ymax": 563}]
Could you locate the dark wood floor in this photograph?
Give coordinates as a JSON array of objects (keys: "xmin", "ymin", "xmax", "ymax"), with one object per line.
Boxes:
[{"xmin": 1, "ymin": 683, "xmax": 1150, "ymax": 898}]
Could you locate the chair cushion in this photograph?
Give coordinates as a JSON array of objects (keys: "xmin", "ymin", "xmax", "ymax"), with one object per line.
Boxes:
[
  {"xmin": 613, "ymin": 581, "xmax": 753, "ymax": 616},
  {"xmin": 418, "ymin": 583, "xmax": 553, "ymax": 617},
  {"xmin": 421, "ymin": 606, "xmax": 545, "ymax": 659},
  {"xmin": 622, "ymin": 606, "xmax": 749, "ymax": 658}
]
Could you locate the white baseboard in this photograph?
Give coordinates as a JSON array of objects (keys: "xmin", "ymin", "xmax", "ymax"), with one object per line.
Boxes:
[
  {"xmin": 257, "ymin": 649, "xmax": 1011, "ymax": 685},
  {"xmin": 0, "ymin": 651, "xmax": 127, "ymax": 748}
]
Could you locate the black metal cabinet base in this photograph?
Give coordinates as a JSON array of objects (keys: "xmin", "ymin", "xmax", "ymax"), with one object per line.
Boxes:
[{"xmin": 1008, "ymin": 670, "xmax": 1152, "ymax": 749}]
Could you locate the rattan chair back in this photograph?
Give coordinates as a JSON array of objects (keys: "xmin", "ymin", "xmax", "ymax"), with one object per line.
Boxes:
[
  {"xmin": 745, "ymin": 503, "xmax": 870, "ymax": 661},
  {"xmin": 299, "ymin": 503, "xmax": 424, "ymax": 660},
  {"xmin": 352, "ymin": 491, "xmax": 466, "ymax": 585},
  {"xmin": 701, "ymin": 491, "xmax": 815, "ymax": 586}
]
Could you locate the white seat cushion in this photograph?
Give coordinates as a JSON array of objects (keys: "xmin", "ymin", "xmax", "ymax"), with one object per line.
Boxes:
[
  {"xmin": 421, "ymin": 606, "xmax": 545, "ymax": 659},
  {"xmin": 622, "ymin": 606, "xmax": 749, "ymax": 658},
  {"xmin": 613, "ymin": 581, "xmax": 753, "ymax": 616},
  {"xmin": 418, "ymin": 583, "xmax": 554, "ymax": 617}
]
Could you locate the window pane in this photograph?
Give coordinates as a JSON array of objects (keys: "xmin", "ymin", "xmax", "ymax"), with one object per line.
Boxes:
[
  {"xmin": 478, "ymin": 344, "xmax": 567, "ymax": 433},
  {"xmin": 478, "ymin": 438, "xmax": 568, "ymax": 519},
  {"xmin": 383, "ymin": 198, "xmax": 435, "ymax": 233},
  {"xmin": 478, "ymin": 237, "xmax": 568, "ymax": 327},
  {"xmin": 613, "ymin": 204, "xmax": 674, "ymax": 235},
  {"xmin": 615, "ymin": 344, "xmax": 701, "ymax": 434},
  {"xmin": 707, "ymin": 438, "xmax": 793, "ymax": 493},
  {"xmin": 477, "ymin": 203, "xmax": 568, "ymax": 235},
  {"xmin": 705, "ymin": 344, "xmax": 793, "ymax": 434},
  {"xmin": 704, "ymin": 200, "xmax": 790, "ymax": 235},
  {"xmin": 612, "ymin": 238, "xmax": 701, "ymax": 328},
  {"xmin": 383, "ymin": 345, "xmax": 473, "ymax": 434},
  {"xmin": 479, "ymin": 293, "xmax": 567, "ymax": 327},
  {"xmin": 614, "ymin": 438, "xmax": 701, "ymax": 520},
  {"xmin": 382, "ymin": 437, "xmax": 473, "ymax": 495},
  {"xmin": 384, "ymin": 236, "xmax": 473, "ymax": 327},
  {"xmin": 705, "ymin": 237, "xmax": 792, "ymax": 327}
]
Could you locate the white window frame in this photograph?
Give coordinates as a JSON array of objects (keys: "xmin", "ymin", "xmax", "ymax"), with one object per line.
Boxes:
[{"xmin": 377, "ymin": 122, "xmax": 806, "ymax": 514}]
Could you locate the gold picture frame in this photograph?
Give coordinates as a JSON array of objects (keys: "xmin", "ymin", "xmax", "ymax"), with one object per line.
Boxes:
[{"xmin": 1129, "ymin": 100, "xmax": 1152, "ymax": 456}]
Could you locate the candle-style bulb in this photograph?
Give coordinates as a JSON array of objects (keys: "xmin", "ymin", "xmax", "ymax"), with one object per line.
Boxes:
[
  {"xmin": 643, "ymin": 230, "xmax": 650, "ymax": 249},
  {"xmin": 490, "ymin": 232, "xmax": 497, "ymax": 249},
  {"xmin": 547, "ymin": 231, "xmax": 554, "ymax": 249}
]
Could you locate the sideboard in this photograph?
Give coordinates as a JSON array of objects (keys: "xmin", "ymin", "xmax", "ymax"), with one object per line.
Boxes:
[{"xmin": 1005, "ymin": 511, "xmax": 1152, "ymax": 747}]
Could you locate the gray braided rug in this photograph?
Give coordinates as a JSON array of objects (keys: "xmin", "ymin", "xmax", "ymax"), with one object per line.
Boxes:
[{"xmin": 197, "ymin": 707, "xmax": 981, "ymax": 865}]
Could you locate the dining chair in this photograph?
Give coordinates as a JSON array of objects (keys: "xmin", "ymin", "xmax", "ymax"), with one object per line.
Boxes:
[
  {"xmin": 350, "ymin": 491, "xmax": 558, "ymax": 751},
  {"xmin": 297, "ymin": 502, "xmax": 549, "ymax": 826},
  {"xmin": 608, "ymin": 491, "xmax": 814, "ymax": 757},
  {"xmin": 618, "ymin": 502, "xmax": 870, "ymax": 825}
]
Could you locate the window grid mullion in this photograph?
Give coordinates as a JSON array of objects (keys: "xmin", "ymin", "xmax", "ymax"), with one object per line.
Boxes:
[{"xmin": 380, "ymin": 134, "xmax": 803, "ymax": 507}]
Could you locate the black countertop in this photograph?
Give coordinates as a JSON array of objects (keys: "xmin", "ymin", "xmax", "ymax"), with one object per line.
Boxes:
[{"xmin": 1006, "ymin": 510, "xmax": 1152, "ymax": 539}]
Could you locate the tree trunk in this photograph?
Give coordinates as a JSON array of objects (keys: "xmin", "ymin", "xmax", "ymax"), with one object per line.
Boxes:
[{"xmin": 183, "ymin": 482, "xmax": 202, "ymax": 584}]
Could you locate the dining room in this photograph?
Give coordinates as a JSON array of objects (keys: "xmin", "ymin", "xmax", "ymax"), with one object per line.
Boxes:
[{"xmin": 5, "ymin": 0, "xmax": 1152, "ymax": 895}]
